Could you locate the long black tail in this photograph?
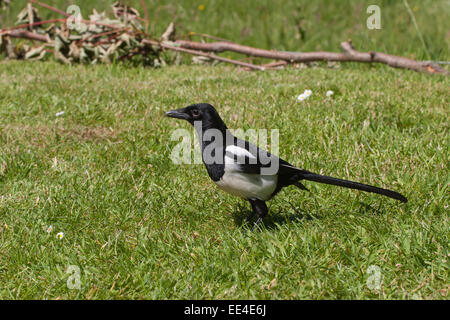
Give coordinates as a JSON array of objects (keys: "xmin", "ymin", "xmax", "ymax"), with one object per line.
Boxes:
[{"xmin": 301, "ymin": 171, "xmax": 407, "ymax": 203}]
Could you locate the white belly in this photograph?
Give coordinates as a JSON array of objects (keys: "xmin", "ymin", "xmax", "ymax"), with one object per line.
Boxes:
[{"xmin": 215, "ymin": 170, "xmax": 277, "ymax": 201}]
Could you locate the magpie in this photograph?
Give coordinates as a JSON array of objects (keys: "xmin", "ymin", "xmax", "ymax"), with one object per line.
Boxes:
[{"xmin": 165, "ymin": 103, "xmax": 407, "ymax": 227}]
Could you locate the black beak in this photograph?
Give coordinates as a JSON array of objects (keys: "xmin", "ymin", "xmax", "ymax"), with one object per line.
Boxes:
[{"xmin": 165, "ymin": 109, "xmax": 190, "ymax": 120}]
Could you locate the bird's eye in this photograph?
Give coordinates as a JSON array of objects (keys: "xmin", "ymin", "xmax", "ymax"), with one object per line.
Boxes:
[{"xmin": 191, "ymin": 109, "xmax": 200, "ymax": 117}]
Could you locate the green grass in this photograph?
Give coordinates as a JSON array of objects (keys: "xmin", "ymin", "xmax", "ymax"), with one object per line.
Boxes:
[
  {"xmin": 0, "ymin": 0, "xmax": 448, "ymax": 300},
  {"xmin": 0, "ymin": 61, "xmax": 448, "ymax": 299}
]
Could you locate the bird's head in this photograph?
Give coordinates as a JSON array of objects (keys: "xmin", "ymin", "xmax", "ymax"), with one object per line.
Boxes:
[{"xmin": 165, "ymin": 103, "xmax": 227, "ymax": 131}]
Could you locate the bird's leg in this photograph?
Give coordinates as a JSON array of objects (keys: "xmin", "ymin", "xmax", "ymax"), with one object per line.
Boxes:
[{"xmin": 249, "ymin": 199, "xmax": 268, "ymax": 230}]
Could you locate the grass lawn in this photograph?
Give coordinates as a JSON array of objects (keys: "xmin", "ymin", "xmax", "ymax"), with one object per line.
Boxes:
[{"xmin": 0, "ymin": 61, "xmax": 448, "ymax": 299}]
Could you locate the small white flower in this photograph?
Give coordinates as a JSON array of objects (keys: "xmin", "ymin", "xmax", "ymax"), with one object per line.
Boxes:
[
  {"xmin": 55, "ymin": 111, "xmax": 65, "ymax": 117},
  {"xmin": 56, "ymin": 232, "xmax": 64, "ymax": 240},
  {"xmin": 47, "ymin": 225, "xmax": 53, "ymax": 233},
  {"xmin": 326, "ymin": 90, "xmax": 334, "ymax": 97},
  {"xmin": 297, "ymin": 89, "xmax": 312, "ymax": 102}
]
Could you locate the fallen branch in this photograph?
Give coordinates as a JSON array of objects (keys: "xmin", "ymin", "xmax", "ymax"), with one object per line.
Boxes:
[
  {"xmin": 1, "ymin": 18, "xmax": 67, "ymax": 32},
  {"xmin": 174, "ymin": 39, "xmax": 448, "ymax": 75},
  {"xmin": 340, "ymin": 41, "xmax": 446, "ymax": 74},
  {"xmin": 143, "ymin": 39, "xmax": 266, "ymax": 71},
  {"xmin": 3, "ymin": 29, "xmax": 49, "ymax": 42},
  {"xmin": 2, "ymin": 1, "xmax": 446, "ymax": 75},
  {"xmin": 5, "ymin": 28, "xmax": 447, "ymax": 74}
]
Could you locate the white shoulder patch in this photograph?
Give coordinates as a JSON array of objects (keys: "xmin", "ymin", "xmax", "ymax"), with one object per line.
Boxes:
[{"xmin": 225, "ymin": 145, "xmax": 256, "ymax": 159}]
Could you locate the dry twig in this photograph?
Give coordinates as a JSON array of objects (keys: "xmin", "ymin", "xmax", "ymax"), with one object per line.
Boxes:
[{"xmin": 174, "ymin": 40, "xmax": 447, "ymax": 74}]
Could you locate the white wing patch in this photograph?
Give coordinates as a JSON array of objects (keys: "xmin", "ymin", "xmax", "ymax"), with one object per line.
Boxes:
[
  {"xmin": 224, "ymin": 145, "xmax": 256, "ymax": 166},
  {"xmin": 225, "ymin": 145, "xmax": 255, "ymax": 158}
]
